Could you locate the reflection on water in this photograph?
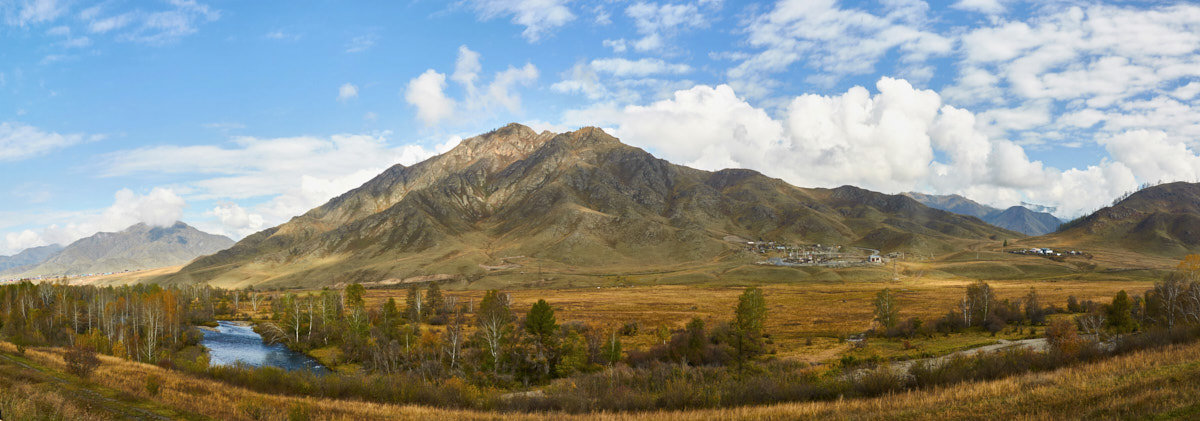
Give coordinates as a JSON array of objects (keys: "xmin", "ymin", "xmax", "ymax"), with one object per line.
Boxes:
[{"xmin": 201, "ymin": 321, "xmax": 329, "ymax": 374}]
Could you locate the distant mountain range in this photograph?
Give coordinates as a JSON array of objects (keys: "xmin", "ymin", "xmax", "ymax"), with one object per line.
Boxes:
[
  {"xmin": 903, "ymin": 192, "xmax": 1063, "ymax": 236},
  {"xmin": 162, "ymin": 123, "xmax": 1019, "ymax": 288},
  {"xmin": 2, "ymin": 222, "xmax": 233, "ymax": 279},
  {"xmin": 0, "ymin": 244, "xmax": 64, "ymax": 273},
  {"xmin": 1052, "ymin": 182, "xmax": 1200, "ymax": 256}
]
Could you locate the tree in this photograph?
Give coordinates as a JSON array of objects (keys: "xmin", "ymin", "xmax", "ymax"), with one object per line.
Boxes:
[
  {"xmin": 1107, "ymin": 290, "xmax": 1136, "ymax": 333},
  {"xmin": 475, "ymin": 290, "xmax": 513, "ymax": 374},
  {"xmin": 1046, "ymin": 318, "xmax": 1082, "ymax": 357},
  {"xmin": 1024, "ymin": 288, "xmax": 1045, "ymax": 325},
  {"xmin": 524, "ymin": 299, "xmax": 559, "ymax": 378},
  {"xmin": 64, "ymin": 345, "xmax": 101, "ymax": 379},
  {"xmin": 1148, "ymin": 274, "xmax": 1186, "ymax": 328},
  {"xmin": 425, "ymin": 283, "xmax": 445, "ymax": 316},
  {"xmin": 732, "ymin": 287, "xmax": 767, "ymax": 368},
  {"xmin": 603, "ymin": 329, "xmax": 622, "ymax": 366},
  {"xmin": 873, "ymin": 288, "xmax": 899, "ymax": 330},
  {"xmin": 382, "ymin": 298, "xmax": 401, "ymax": 337},
  {"xmin": 406, "ymin": 285, "xmax": 424, "ymax": 323},
  {"xmin": 345, "ymin": 283, "xmax": 366, "ymax": 309},
  {"xmin": 965, "ymin": 281, "xmax": 994, "ymax": 327}
]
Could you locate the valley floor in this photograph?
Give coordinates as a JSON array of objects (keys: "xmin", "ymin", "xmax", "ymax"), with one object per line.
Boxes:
[{"xmin": 3, "ymin": 338, "xmax": 1200, "ymax": 420}]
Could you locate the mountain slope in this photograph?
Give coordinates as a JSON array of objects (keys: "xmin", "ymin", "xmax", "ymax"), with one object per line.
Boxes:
[
  {"xmin": 989, "ymin": 206, "xmax": 1062, "ymax": 237},
  {"xmin": 904, "ymin": 192, "xmax": 1062, "ymax": 235},
  {"xmin": 164, "ymin": 124, "xmax": 1019, "ymax": 288},
  {"xmin": 5, "ymin": 222, "xmax": 234, "ymax": 278},
  {"xmin": 0, "ymin": 244, "xmax": 64, "ymax": 273},
  {"xmin": 1053, "ymin": 182, "xmax": 1200, "ymax": 256}
]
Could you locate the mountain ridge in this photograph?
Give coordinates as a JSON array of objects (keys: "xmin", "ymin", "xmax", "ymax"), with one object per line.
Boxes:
[
  {"xmin": 3, "ymin": 222, "xmax": 234, "ymax": 278},
  {"xmin": 163, "ymin": 123, "xmax": 1021, "ymax": 288},
  {"xmin": 903, "ymin": 192, "xmax": 1063, "ymax": 235}
]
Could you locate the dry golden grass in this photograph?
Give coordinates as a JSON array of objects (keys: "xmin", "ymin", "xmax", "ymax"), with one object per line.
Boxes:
[
  {"xmin": 5, "ymin": 336, "xmax": 1200, "ymax": 420},
  {"xmin": 364, "ymin": 277, "xmax": 1152, "ymax": 361}
]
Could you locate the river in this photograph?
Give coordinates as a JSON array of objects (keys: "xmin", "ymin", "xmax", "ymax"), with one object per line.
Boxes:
[{"xmin": 200, "ymin": 321, "xmax": 329, "ymax": 374}]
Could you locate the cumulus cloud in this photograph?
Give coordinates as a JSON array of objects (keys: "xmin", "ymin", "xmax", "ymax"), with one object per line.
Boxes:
[
  {"xmin": 3, "ymin": 187, "xmax": 187, "ymax": 255},
  {"xmin": 0, "ymin": 121, "xmax": 96, "ymax": 161},
  {"xmin": 404, "ymin": 45, "xmax": 539, "ymax": 126},
  {"xmin": 465, "ymin": 0, "xmax": 574, "ymax": 42},
  {"xmin": 405, "ymin": 70, "xmax": 456, "ymax": 126},
  {"xmin": 564, "ymin": 78, "xmax": 1145, "ymax": 218},
  {"xmin": 338, "ymin": 83, "xmax": 358, "ymax": 101}
]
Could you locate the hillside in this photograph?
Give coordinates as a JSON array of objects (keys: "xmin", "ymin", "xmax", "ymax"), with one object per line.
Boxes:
[
  {"xmin": 904, "ymin": 192, "xmax": 1062, "ymax": 235},
  {"xmin": 162, "ymin": 123, "xmax": 1019, "ymax": 288},
  {"xmin": 0, "ymin": 244, "xmax": 63, "ymax": 273},
  {"xmin": 4, "ymin": 222, "xmax": 234, "ymax": 278},
  {"xmin": 1052, "ymin": 182, "xmax": 1200, "ymax": 256}
]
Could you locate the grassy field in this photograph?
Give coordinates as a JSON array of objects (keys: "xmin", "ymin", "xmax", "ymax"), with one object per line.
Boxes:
[
  {"xmin": 4, "ymin": 336, "xmax": 1200, "ymax": 420},
  {"xmin": 361, "ymin": 276, "xmax": 1153, "ymax": 362}
]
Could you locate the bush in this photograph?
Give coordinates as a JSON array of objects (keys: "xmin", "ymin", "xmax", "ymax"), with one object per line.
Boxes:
[{"xmin": 63, "ymin": 345, "xmax": 101, "ymax": 379}]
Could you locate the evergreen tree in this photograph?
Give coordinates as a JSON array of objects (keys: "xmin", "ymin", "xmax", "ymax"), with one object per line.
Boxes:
[
  {"xmin": 425, "ymin": 283, "xmax": 445, "ymax": 316},
  {"xmin": 1107, "ymin": 290, "xmax": 1136, "ymax": 333}
]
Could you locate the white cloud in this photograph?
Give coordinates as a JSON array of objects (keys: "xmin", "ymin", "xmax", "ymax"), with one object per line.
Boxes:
[
  {"xmin": 88, "ymin": 12, "xmax": 134, "ymax": 33},
  {"xmin": 487, "ymin": 63, "xmax": 538, "ymax": 114},
  {"xmin": 7, "ymin": 0, "xmax": 67, "ymax": 26},
  {"xmin": 338, "ymin": 83, "xmax": 359, "ymax": 101},
  {"xmin": 589, "ymin": 58, "xmax": 691, "ymax": 77},
  {"xmin": 451, "ymin": 45, "xmax": 482, "ymax": 98},
  {"xmin": 602, "ymin": 39, "xmax": 627, "ymax": 53},
  {"xmin": 404, "ymin": 46, "xmax": 539, "ymax": 126},
  {"xmin": 731, "ymin": 0, "xmax": 952, "ymax": 93},
  {"xmin": 345, "ymin": 34, "xmax": 376, "ymax": 53},
  {"xmin": 951, "ymin": 4, "xmax": 1200, "ymax": 145},
  {"xmin": 466, "ymin": 0, "xmax": 575, "ymax": 42},
  {"xmin": 205, "ymin": 202, "xmax": 265, "ymax": 239},
  {"xmin": 405, "ymin": 70, "xmax": 456, "ymax": 126},
  {"xmin": 621, "ymin": 1, "xmax": 714, "ymax": 52},
  {"xmin": 0, "ymin": 121, "xmax": 95, "ymax": 161},
  {"xmin": 952, "ymin": 0, "xmax": 1010, "ymax": 15},
  {"xmin": 3, "ymin": 187, "xmax": 187, "ymax": 255},
  {"xmin": 100, "ymin": 134, "xmax": 458, "ymax": 238}
]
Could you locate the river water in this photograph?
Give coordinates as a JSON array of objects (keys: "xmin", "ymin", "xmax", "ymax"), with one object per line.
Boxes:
[{"xmin": 200, "ymin": 321, "xmax": 329, "ymax": 374}]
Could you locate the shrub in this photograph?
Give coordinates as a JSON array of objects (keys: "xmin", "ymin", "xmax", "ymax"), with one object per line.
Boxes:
[{"xmin": 63, "ymin": 345, "xmax": 101, "ymax": 379}]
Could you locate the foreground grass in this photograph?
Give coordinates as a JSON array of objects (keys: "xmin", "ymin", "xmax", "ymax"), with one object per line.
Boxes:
[{"xmin": 4, "ymin": 337, "xmax": 1200, "ymax": 420}]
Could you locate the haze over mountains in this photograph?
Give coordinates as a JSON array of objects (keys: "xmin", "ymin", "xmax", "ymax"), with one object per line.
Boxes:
[
  {"xmin": 903, "ymin": 192, "xmax": 1063, "ymax": 236},
  {"xmin": 162, "ymin": 123, "xmax": 1019, "ymax": 288},
  {"xmin": 2, "ymin": 222, "xmax": 233, "ymax": 279}
]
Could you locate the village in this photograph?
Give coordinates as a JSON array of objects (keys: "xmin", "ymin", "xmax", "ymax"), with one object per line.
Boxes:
[{"xmin": 744, "ymin": 241, "xmax": 897, "ymax": 268}]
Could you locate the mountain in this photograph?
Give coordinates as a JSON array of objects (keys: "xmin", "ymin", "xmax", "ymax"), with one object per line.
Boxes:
[
  {"xmin": 163, "ymin": 123, "xmax": 1019, "ymax": 288},
  {"xmin": 0, "ymin": 244, "xmax": 64, "ymax": 273},
  {"xmin": 1054, "ymin": 182, "xmax": 1200, "ymax": 256},
  {"xmin": 902, "ymin": 192, "xmax": 995, "ymax": 219},
  {"xmin": 904, "ymin": 192, "xmax": 1062, "ymax": 236},
  {"xmin": 4, "ymin": 222, "xmax": 234, "ymax": 278}
]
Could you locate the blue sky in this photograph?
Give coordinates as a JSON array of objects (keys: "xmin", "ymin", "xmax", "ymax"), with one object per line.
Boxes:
[{"xmin": 1, "ymin": 0, "xmax": 1199, "ymax": 254}]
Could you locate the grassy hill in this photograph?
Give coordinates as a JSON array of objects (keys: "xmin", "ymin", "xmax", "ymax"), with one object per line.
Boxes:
[{"xmin": 1048, "ymin": 182, "xmax": 1200, "ymax": 257}]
